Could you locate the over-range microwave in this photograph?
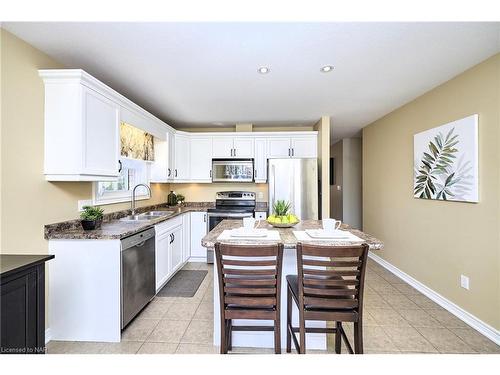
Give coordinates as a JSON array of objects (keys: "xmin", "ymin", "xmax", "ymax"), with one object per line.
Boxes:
[{"xmin": 211, "ymin": 159, "xmax": 254, "ymax": 183}]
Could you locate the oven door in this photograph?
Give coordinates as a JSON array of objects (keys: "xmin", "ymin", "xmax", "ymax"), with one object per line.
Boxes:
[
  {"xmin": 206, "ymin": 211, "xmax": 254, "ymax": 263},
  {"xmin": 212, "ymin": 159, "xmax": 254, "ymax": 183}
]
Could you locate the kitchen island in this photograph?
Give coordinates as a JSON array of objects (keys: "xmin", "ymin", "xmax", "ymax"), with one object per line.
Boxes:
[{"xmin": 202, "ymin": 219, "xmax": 383, "ymax": 350}]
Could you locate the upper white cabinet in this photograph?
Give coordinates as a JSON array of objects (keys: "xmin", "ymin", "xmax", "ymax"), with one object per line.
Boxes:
[
  {"xmin": 190, "ymin": 136, "xmax": 213, "ymax": 182},
  {"xmin": 40, "ymin": 69, "xmax": 174, "ymax": 182},
  {"xmin": 212, "ymin": 136, "xmax": 254, "ymax": 158},
  {"xmin": 173, "ymin": 133, "xmax": 190, "ymax": 181},
  {"xmin": 150, "ymin": 130, "xmax": 174, "ymax": 183},
  {"xmin": 267, "ymin": 135, "xmax": 317, "ymax": 159},
  {"xmin": 41, "ymin": 72, "xmax": 120, "ymax": 181},
  {"xmin": 254, "ymin": 138, "xmax": 267, "ymax": 183}
]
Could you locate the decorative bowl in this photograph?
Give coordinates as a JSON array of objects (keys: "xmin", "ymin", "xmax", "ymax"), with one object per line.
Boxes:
[{"xmin": 266, "ymin": 220, "xmax": 300, "ymax": 228}]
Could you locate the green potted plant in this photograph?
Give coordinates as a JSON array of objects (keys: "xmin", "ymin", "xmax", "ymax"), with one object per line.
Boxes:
[
  {"xmin": 176, "ymin": 194, "xmax": 186, "ymax": 206},
  {"xmin": 266, "ymin": 200, "xmax": 300, "ymax": 228},
  {"xmin": 80, "ymin": 205, "xmax": 104, "ymax": 230}
]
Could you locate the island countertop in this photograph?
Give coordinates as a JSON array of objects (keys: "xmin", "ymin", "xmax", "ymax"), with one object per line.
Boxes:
[{"xmin": 201, "ymin": 219, "xmax": 383, "ymax": 250}]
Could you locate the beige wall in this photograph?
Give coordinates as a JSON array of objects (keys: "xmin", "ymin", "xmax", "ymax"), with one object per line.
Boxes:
[
  {"xmin": 315, "ymin": 116, "xmax": 330, "ymax": 219},
  {"xmin": 342, "ymin": 138, "xmax": 362, "ymax": 229},
  {"xmin": 172, "ymin": 183, "xmax": 268, "ymax": 205},
  {"xmin": 363, "ymin": 53, "xmax": 500, "ymax": 329},
  {"xmin": 0, "ymin": 30, "xmax": 171, "ymax": 324}
]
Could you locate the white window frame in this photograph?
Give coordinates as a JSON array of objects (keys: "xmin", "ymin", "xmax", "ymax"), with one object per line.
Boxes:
[{"xmin": 93, "ymin": 157, "xmax": 152, "ymax": 205}]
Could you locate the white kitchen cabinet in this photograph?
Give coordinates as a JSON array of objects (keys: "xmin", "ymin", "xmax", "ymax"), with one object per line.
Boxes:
[
  {"xmin": 267, "ymin": 135, "xmax": 317, "ymax": 159},
  {"xmin": 173, "ymin": 134, "xmax": 190, "ymax": 181},
  {"xmin": 190, "ymin": 137, "xmax": 213, "ymax": 182},
  {"xmin": 169, "ymin": 225, "xmax": 184, "ymax": 274},
  {"xmin": 41, "ymin": 75, "xmax": 120, "ymax": 181},
  {"xmin": 155, "ymin": 231, "xmax": 171, "ymax": 292},
  {"xmin": 150, "ymin": 130, "xmax": 174, "ymax": 182},
  {"xmin": 182, "ymin": 213, "xmax": 191, "ymax": 262},
  {"xmin": 254, "ymin": 138, "xmax": 267, "ymax": 183},
  {"xmin": 212, "ymin": 136, "xmax": 254, "ymax": 158},
  {"xmin": 267, "ymin": 137, "xmax": 292, "ymax": 158},
  {"xmin": 291, "ymin": 136, "xmax": 317, "ymax": 158},
  {"xmin": 190, "ymin": 212, "xmax": 208, "ymax": 261},
  {"xmin": 212, "ymin": 137, "xmax": 234, "ymax": 158},
  {"xmin": 233, "ymin": 137, "xmax": 254, "ymax": 158}
]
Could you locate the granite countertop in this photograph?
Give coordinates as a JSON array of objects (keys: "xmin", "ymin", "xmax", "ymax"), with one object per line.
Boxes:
[
  {"xmin": 45, "ymin": 203, "xmax": 214, "ymax": 240},
  {"xmin": 201, "ymin": 219, "xmax": 383, "ymax": 250},
  {"xmin": 1, "ymin": 254, "xmax": 55, "ymax": 277},
  {"xmin": 45, "ymin": 201, "xmax": 269, "ymax": 241}
]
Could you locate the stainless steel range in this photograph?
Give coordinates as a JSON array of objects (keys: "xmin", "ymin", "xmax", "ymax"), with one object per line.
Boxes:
[{"xmin": 206, "ymin": 191, "xmax": 256, "ymax": 263}]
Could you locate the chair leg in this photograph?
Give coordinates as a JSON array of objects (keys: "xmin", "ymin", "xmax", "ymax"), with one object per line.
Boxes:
[
  {"xmin": 354, "ymin": 322, "xmax": 363, "ymax": 354},
  {"xmin": 227, "ymin": 319, "xmax": 233, "ymax": 351},
  {"xmin": 299, "ymin": 312, "xmax": 306, "ymax": 354},
  {"xmin": 286, "ymin": 286, "xmax": 292, "ymax": 353},
  {"xmin": 220, "ymin": 318, "xmax": 227, "ymax": 354},
  {"xmin": 335, "ymin": 322, "xmax": 342, "ymax": 354},
  {"xmin": 274, "ymin": 315, "xmax": 281, "ymax": 354}
]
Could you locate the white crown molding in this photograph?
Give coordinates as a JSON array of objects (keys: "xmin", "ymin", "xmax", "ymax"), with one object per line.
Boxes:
[{"xmin": 368, "ymin": 252, "xmax": 500, "ymax": 346}]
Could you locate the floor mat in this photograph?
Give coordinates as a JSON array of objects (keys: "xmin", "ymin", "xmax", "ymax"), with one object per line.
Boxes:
[{"xmin": 156, "ymin": 270, "xmax": 208, "ymax": 297}]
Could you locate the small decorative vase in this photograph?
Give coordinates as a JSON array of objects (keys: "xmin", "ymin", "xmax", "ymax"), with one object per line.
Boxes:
[{"xmin": 81, "ymin": 219, "xmax": 97, "ymax": 231}]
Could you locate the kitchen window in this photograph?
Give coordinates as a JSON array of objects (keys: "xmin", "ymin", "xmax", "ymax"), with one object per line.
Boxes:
[{"xmin": 93, "ymin": 158, "xmax": 151, "ymax": 205}]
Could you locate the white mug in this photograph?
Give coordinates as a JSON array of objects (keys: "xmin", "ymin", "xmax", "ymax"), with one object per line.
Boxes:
[
  {"xmin": 243, "ymin": 217, "xmax": 256, "ymax": 230},
  {"xmin": 323, "ymin": 218, "xmax": 341, "ymax": 232}
]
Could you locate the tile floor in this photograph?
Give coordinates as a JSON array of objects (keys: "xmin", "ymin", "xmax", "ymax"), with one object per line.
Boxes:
[{"xmin": 47, "ymin": 259, "xmax": 500, "ymax": 354}]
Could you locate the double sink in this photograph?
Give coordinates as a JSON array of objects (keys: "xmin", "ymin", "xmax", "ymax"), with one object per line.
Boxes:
[{"xmin": 119, "ymin": 210, "xmax": 176, "ymax": 222}]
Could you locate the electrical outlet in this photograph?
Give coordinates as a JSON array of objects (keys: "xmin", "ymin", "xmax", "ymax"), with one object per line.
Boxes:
[
  {"xmin": 460, "ymin": 275, "xmax": 470, "ymax": 290},
  {"xmin": 78, "ymin": 200, "xmax": 92, "ymax": 212}
]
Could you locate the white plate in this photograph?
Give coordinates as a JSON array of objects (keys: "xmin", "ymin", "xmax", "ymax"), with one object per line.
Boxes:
[
  {"xmin": 305, "ymin": 229, "xmax": 350, "ymax": 239},
  {"xmin": 230, "ymin": 228, "xmax": 269, "ymax": 238}
]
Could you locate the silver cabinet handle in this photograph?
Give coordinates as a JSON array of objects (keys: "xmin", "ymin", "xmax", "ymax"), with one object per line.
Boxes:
[
  {"xmin": 168, "ymin": 168, "xmax": 171, "ymax": 177},
  {"xmin": 209, "ymin": 170, "xmax": 212, "ymax": 178},
  {"xmin": 204, "ymin": 214, "xmax": 207, "ymax": 222},
  {"xmin": 118, "ymin": 160, "xmax": 122, "ymax": 173},
  {"xmin": 255, "ymin": 169, "xmax": 257, "ymax": 178},
  {"xmin": 233, "ymin": 148, "xmax": 236, "ymax": 156},
  {"xmin": 175, "ymin": 169, "xmax": 178, "ymax": 178},
  {"xmin": 292, "ymin": 148, "xmax": 294, "ymax": 157},
  {"xmin": 288, "ymin": 148, "xmax": 291, "ymax": 157}
]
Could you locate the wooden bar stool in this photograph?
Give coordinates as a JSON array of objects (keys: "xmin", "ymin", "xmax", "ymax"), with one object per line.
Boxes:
[
  {"xmin": 286, "ymin": 243, "xmax": 369, "ymax": 354},
  {"xmin": 215, "ymin": 242, "xmax": 284, "ymax": 354}
]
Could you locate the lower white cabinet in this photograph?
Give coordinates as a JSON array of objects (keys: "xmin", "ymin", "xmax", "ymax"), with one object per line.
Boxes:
[
  {"xmin": 255, "ymin": 211, "xmax": 267, "ymax": 220},
  {"xmin": 155, "ymin": 215, "xmax": 185, "ymax": 292},
  {"xmin": 169, "ymin": 225, "xmax": 184, "ymax": 274},
  {"xmin": 190, "ymin": 212, "xmax": 208, "ymax": 261}
]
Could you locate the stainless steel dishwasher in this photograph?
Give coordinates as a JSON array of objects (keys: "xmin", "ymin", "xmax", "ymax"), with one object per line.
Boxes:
[{"xmin": 121, "ymin": 228, "xmax": 155, "ymax": 329}]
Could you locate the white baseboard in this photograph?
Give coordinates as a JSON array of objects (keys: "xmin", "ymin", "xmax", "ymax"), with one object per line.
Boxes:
[
  {"xmin": 368, "ymin": 252, "xmax": 500, "ymax": 345},
  {"xmin": 45, "ymin": 328, "xmax": 51, "ymax": 344}
]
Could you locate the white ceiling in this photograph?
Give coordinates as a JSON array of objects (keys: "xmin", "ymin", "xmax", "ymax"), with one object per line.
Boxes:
[{"xmin": 4, "ymin": 22, "xmax": 500, "ymax": 142}]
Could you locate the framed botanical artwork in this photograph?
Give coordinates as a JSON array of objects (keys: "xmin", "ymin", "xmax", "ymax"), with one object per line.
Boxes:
[{"xmin": 413, "ymin": 114, "xmax": 478, "ymax": 203}]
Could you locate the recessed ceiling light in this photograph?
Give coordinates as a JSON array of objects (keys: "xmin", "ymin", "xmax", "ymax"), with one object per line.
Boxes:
[
  {"xmin": 257, "ymin": 67, "xmax": 270, "ymax": 74},
  {"xmin": 320, "ymin": 65, "xmax": 334, "ymax": 73}
]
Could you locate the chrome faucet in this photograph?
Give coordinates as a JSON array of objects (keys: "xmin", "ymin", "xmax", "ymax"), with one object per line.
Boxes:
[{"xmin": 131, "ymin": 184, "xmax": 152, "ymax": 216}]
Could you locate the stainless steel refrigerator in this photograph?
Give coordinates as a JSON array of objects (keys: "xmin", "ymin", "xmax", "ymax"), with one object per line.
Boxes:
[{"xmin": 268, "ymin": 158, "xmax": 318, "ymax": 220}]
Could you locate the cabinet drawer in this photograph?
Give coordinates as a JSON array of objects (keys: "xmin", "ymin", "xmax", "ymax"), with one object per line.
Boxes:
[{"xmin": 155, "ymin": 215, "xmax": 183, "ymax": 235}]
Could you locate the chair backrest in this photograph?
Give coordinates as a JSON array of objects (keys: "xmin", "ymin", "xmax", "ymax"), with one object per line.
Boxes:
[
  {"xmin": 215, "ymin": 242, "xmax": 284, "ymax": 310},
  {"xmin": 296, "ymin": 243, "xmax": 369, "ymax": 311}
]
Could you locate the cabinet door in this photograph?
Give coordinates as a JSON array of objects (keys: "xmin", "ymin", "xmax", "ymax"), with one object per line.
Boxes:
[
  {"xmin": 190, "ymin": 212, "xmax": 207, "ymax": 260},
  {"xmin": 190, "ymin": 137, "xmax": 213, "ymax": 182},
  {"xmin": 254, "ymin": 138, "xmax": 267, "ymax": 182},
  {"xmin": 212, "ymin": 137, "xmax": 234, "ymax": 158},
  {"xmin": 174, "ymin": 134, "xmax": 190, "ymax": 180},
  {"xmin": 155, "ymin": 233, "xmax": 170, "ymax": 291},
  {"xmin": 291, "ymin": 136, "xmax": 317, "ymax": 158},
  {"xmin": 150, "ymin": 137, "xmax": 169, "ymax": 182},
  {"xmin": 233, "ymin": 137, "xmax": 254, "ymax": 158},
  {"xmin": 82, "ymin": 87, "xmax": 120, "ymax": 176},
  {"xmin": 182, "ymin": 214, "xmax": 191, "ymax": 262},
  {"xmin": 169, "ymin": 226, "xmax": 184, "ymax": 274},
  {"xmin": 267, "ymin": 137, "xmax": 291, "ymax": 158}
]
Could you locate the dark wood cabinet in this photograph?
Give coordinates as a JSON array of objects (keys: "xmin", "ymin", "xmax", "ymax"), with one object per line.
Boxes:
[{"xmin": 1, "ymin": 255, "xmax": 54, "ymax": 354}]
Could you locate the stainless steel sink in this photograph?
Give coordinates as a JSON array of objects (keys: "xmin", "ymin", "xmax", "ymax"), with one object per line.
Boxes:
[{"xmin": 119, "ymin": 210, "xmax": 175, "ymax": 222}]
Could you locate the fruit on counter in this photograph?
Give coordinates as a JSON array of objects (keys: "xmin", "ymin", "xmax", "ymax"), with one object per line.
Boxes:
[{"xmin": 267, "ymin": 201, "xmax": 299, "ymax": 224}]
